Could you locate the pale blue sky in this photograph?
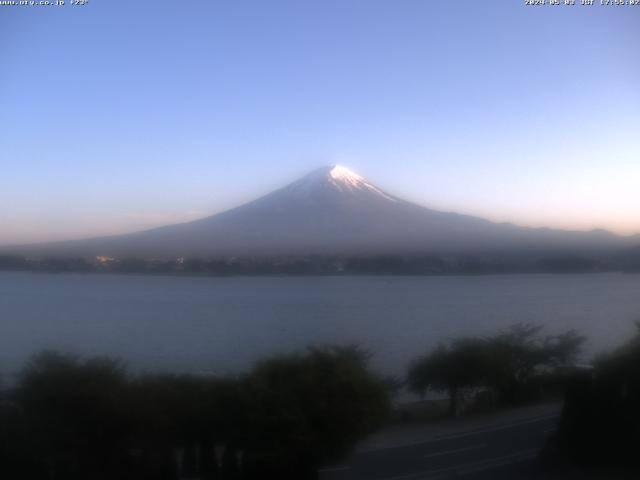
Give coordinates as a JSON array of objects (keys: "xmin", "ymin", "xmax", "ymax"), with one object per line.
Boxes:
[{"xmin": 1, "ymin": 0, "xmax": 639, "ymax": 245}]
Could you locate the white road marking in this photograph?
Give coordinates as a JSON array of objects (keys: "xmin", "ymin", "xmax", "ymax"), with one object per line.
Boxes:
[
  {"xmin": 423, "ymin": 443, "xmax": 486, "ymax": 459},
  {"xmin": 429, "ymin": 414, "xmax": 558, "ymax": 442},
  {"xmin": 379, "ymin": 448, "xmax": 539, "ymax": 480},
  {"xmin": 361, "ymin": 413, "xmax": 559, "ymax": 454}
]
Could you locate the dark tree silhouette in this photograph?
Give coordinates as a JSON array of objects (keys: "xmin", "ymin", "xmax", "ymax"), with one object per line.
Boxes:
[
  {"xmin": 0, "ymin": 346, "xmax": 391, "ymax": 480},
  {"xmin": 550, "ymin": 323, "xmax": 640, "ymax": 472},
  {"xmin": 486, "ymin": 324, "xmax": 585, "ymax": 403},
  {"xmin": 408, "ymin": 324, "xmax": 586, "ymax": 415},
  {"xmin": 15, "ymin": 351, "xmax": 129, "ymax": 480},
  {"xmin": 244, "ymin": 346, "xmax": 390, "ymax": 478},
  {"xmin": 408, "ymin": 338, "xmax": 490, "ymax": 416}
]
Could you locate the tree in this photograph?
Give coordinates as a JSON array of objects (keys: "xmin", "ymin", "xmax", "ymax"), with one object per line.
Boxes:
[
  {"xmin": 486, "ymin": 323, "xmax": 585, "ymax": 403},
  {"xmin": 244, "ymin": 346, "xmax": 390, "ymax": 479},
  {"xmin": 407, "ymin": 338, "xmax": 490, "ymax": 416},
  {"xmin": 15, "ymin": 351, "xmax": 129, "ymax": 480},
  {"xmin": 408, "ymin": 324, "xmax": 586, "ymax": 414},
  {"xmin": 2, "ymin": 346, "xmax": 390, "ymax": 480},
  {"xmin": 548, "ymin": 323, "xmax": 640, "ymax": 471}
]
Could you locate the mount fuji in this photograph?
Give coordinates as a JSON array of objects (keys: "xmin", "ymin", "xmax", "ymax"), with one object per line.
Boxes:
[{"xmin": 8, "ymin": 165, "xmax": 638, "ymax": 259}]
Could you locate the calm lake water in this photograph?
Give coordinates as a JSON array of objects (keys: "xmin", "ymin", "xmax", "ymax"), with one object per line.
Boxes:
[{"xmin": 1, "ymin": 271, "xmax": 640, "ymax": 380}]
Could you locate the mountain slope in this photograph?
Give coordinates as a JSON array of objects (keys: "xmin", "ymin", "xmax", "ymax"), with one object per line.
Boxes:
[{"xmin": 7, "ymin": 166, "xmax": 638, "ymax": 258}]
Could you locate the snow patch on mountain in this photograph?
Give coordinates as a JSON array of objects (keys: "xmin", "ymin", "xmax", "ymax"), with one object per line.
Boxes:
[
  {"xmin": 330, "ymin": 165, "xmax": 399, "ymax": 201},
  {"xmin": 286, "ymin": 165, "xmax": 399, "ymax": 201},
  {"xmin": 328, "ymin": 165, "xmax": 364, "ymax": 186}
]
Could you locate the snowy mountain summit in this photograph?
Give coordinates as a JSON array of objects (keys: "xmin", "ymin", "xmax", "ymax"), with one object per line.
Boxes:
[
  {"xmin": 10, "ymin": 165, "xmax": 635, "ymax": 258},
  {"xmin": 315, "ymin": 164, "xmax": 375, "ymax": 192},
  {"xmin": 282, "ymin": 165, "xmax": 399, "ymax": 202}
]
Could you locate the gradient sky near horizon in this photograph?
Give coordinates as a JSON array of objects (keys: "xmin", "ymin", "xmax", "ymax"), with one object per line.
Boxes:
[{"xmin": 1, "ymin": 0, "xmax": 639, "ymax": 245}]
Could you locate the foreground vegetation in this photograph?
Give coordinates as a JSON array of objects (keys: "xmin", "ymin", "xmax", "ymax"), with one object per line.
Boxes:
[
  {"xmin": 3, "ymin": 322, "xmax": 640, "ymax": 478},
  {"xmin": 546, "ymin": 323, "xmax": 640, "ymax": 473},
  {"xmin": 0, "ymin": 346, "xmax": 389, "ymax": 480},
  {"xmin": 407, "ymin": 323, "xmax": 585, "ymax": 416}
]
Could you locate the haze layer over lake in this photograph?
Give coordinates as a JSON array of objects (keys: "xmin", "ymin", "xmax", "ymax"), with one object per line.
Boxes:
[{"xmin": 2, "ymin": 272, "xmax": 639, "ymax": 380}]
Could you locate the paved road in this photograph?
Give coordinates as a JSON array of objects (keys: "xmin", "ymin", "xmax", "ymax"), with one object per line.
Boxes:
[{"xmin": 319, "ymin": 405, "xmax": 561, "ymax": 480}]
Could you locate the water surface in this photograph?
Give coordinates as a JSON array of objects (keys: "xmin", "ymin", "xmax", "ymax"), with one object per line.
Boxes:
[{"xmin": 1, "ymin": 272, "xmax": 639, "ymax": 380}]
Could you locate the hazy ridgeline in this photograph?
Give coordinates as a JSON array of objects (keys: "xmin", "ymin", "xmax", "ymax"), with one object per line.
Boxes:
[
  {"xmin": 4, "ymin": 166, "xmax": 640, "ymax": 261},
  {"xmin": 4, "ymin": 323, "xmax": 639, "ymax": 479}
]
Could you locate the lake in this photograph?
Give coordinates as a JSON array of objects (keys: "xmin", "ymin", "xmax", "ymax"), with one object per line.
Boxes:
[{"xmin": 1, "ymin": 271, "xmax": 639, "ymax": 381}]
